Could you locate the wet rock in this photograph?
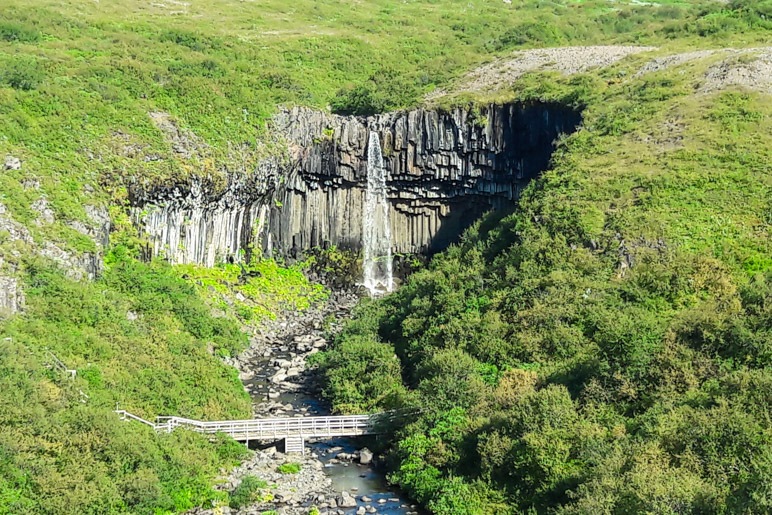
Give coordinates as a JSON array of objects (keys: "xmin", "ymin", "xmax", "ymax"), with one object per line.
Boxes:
[
  {"xmin": 269, "ymin": 104, "xmax": 581, "ymax": 257},
  {"xmin": 337, "ymin": 491, "xmax": 357, "ymax": 508},
  {"xmin": 358, "ymin": 448, "xmax": 373, "ymax": 465},
  {"xmin": 133, "ymin": 104, "xmax": 579, "ymax": 265}
]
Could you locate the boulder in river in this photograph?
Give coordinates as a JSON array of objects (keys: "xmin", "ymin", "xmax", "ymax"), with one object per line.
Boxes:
[
  {"xmin": 338, "ymin": 490, "xmax": 358, "ymax": 508},
  {"xmin": 358, "ymin": 447, "xmax": 374, "ymax": 465}
]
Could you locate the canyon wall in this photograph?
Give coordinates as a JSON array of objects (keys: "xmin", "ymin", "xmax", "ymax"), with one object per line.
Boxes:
[{"xmin": 132, "ymin": 103, "xmax": 581, "ymax": 265}]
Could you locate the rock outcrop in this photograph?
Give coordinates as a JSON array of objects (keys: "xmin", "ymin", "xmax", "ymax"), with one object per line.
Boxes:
[
  {"xmin": 132, "ymin": 102, "xmax": 581, "ymax": 265},
  {"xmin": 0, "ymin": 200, "xmax": 109, "ymax": 303},
  {"xmin": 0, "ymin": 276, "xmax": 24, "ymax": 315}
]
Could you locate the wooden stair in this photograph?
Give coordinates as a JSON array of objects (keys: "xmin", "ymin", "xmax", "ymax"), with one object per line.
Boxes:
[{"xmin": 284, "ymin": 435, "xmax": 305, "ymax": 454}]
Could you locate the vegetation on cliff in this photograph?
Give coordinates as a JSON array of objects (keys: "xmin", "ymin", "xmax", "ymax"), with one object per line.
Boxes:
[
  {"xmin": 316, "ymin": 60, "xmax": 772, "ymax": 513},
  {"xmin": 0, "ymin": 0, "xmax": 770, "ymax": 251}
]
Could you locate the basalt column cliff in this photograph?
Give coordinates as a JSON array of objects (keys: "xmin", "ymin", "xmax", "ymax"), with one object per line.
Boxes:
[
  {"xmin": 132, "ymin": 103, "xmax": 581, "ymax": 265},
  {"xmin": 271, "ymin": 103, "xmax": 581, "ymax": 257}
]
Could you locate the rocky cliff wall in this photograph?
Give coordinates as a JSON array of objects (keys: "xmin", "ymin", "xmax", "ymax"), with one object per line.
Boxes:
[
  {"xmin": 130, "ymin": 165, "xmax": 278, "ymax": 267},
  {"xmin": 131, "ymin": 102, "xmax": 581, "ymax": 265},
  {"xmin": 270, "ymin": 103, "xmax": 581, "ymax": 255}
]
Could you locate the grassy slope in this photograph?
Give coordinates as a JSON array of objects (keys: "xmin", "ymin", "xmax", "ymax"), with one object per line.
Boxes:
[
  {"xmin": 0, "ymin": 255, "xmax": 253, "ymax": 514},
  {"xmin": 0, "ymin": 0, "xmax": 769, "ymax": 251},
  {"xmin": 0, "ymin": 248, "xmax": 328, "ymax": 514}
]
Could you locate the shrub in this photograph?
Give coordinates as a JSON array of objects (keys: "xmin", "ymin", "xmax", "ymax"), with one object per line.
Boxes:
[
  {"xmin": 277, "ymin": 462, "xmax": 301, "ymax": 474},
  {"xmin": 229, "ymin": 476, "xmax": 269, "ymax": 509},
  {"xmin": 160, "ymin": 29, "xmax": 220, "ymax": 51},
  {"xmin": 0, "ymin": 57, "xmax": 43, "ymax": 90},
  {"xmin": 0, "ymin": 21, "xmax": 40, "ymax": 43},
  {"xmin": 228, "ymin": 476, "xmax": 268, "ymax": 510},
  {"xmin": 330, "ymin": 84, "xmax": 387, "ymax": 116}
]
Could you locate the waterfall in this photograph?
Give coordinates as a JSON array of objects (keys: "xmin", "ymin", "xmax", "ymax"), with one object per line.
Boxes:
[{"xmin": 362, "ymin": 131, "xmax": 393, "ymax": 294}]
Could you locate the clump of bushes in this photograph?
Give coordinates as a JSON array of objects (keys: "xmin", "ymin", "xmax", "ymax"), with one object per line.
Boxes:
[
  {"xmin": 0, "ymin": 21, "xmax": 40, "ymax": 43},
  {"xmin": 330, "ymin": 68, "xmax": 422, "ymax": 116},
  {"xmin": 277, "ymin": 462, "xmax": 301, "ymax": 474},
  {"xmin": 319, "ymin": 81, "xmax": 772, "ymax": 513},
  {"xmin": 229, "ymin": 476, "xmax": 270, "ymax": 509},
  {"xmin": 0, "ymin": 56, "xmax": 43, "ymax": 90}
]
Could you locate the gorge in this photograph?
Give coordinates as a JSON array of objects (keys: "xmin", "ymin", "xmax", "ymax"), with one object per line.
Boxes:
[{"xmin": 130, "ymin": 102, "xmax": 582, "ymax": 269}]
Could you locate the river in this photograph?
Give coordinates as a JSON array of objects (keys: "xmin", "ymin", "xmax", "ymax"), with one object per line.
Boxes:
[{"xmin": 222, "ymin": 290, "xmax": 418, "ymax": 515}]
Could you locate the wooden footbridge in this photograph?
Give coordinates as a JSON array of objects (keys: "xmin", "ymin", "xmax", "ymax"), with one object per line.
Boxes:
[{"xmin": 115, "ymin": 409, "xmax": 387, "ymax": 454}]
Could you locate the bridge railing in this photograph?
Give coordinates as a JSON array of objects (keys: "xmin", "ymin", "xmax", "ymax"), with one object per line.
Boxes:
[
  {"xmin": 115, "ymin": 409, "xmax": 156, "ymax": 428},
  {"xmin": 155, "ymin": 414, "xmax": 374, "ymax": 438},
  {"xmin": 114, "ymin": 407, "xmax": 400, "ymax": 442}
]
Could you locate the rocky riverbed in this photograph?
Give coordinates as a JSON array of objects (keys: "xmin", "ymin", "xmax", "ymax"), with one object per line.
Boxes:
[{"xmin": 191, "ymin": 290, "xmax": 418, "ymax": 515}]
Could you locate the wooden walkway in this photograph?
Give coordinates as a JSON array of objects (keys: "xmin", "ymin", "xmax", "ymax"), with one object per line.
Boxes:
[{"xmin": 115, "ymin": 410, "xmax": 384, "ymax": 454}]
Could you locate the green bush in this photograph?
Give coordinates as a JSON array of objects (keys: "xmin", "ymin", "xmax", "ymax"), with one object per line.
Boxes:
[
  {"xmin": 330, "ymin": 84, "xmax": 387, "ymax": 116},
  {"xmin": 0, "ymin": 21, "xmax": 40, "ymax": 42},
  {"xmin": 277, "ymin": 462, "xmax": 301, "ymax": 474},
  {"xmin": 229, "ymin": 476, "xmax": 269, "ymax": 509},
  {"xmin": 0, "ymin": 57, "xmax": 43, "ymax": 90},
  {"xmin": 0, "ymin": 252, "xmax": 256, "ymax": 513},
  {"xmin": 320, "ymin": 71, "xmax": 772, "ymax": 513}
]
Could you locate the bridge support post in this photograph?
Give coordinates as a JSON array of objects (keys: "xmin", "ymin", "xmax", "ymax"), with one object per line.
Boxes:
[{"xmin": 284, "ymin": 436, "xmax": 305, "ymax": 455}]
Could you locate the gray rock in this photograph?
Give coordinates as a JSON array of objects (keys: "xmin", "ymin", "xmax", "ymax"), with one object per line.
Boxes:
[
  {"xmin": 358, "ymin": 448, "xmax": 374, "ymax": 465},
  {"xmin": 0, "ymin": 276, "xmax": 24, "ymax": 315},
  {"xmin": 31, "ymin": 197, "xmax": 55, "ymax": 225},
  {"xmin": 4, "ymin": 156, "xmax": 20, "ymax": 170},
  {"xmin": 337, "ymin": 491, "xmax": 357, "ymax": 508},
  {"xmin": 132, "ymin": 103, "xmax": 579, "ymax": 266}
]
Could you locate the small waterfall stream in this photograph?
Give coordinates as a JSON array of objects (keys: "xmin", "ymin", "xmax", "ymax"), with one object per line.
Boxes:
[{"xmin": 362, "ymin": 131, "xmax": 393, "ymax": 295}]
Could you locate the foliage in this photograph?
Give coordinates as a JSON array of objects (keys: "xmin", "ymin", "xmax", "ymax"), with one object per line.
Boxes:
[
  {"xmin": 276, "ymin": 463, "xmax": 301, "ymax": 475},
  {"xmin": 320, "ymin": 66, "xmax": 772, "ymax": 513},
  {"xmin": 303, "ymin": 246, "xmax": 363, "ymax": 289},
  {"xmin": 228, "ymin": 476, "xmax": 270, "ymax": 509},
  {"xmin": 0, "ymin": 254, "xmax": 254, "ymax": 514},
  {"xmin": 174, "ymin": 259, "xmax": 327, "ymax": 325}
]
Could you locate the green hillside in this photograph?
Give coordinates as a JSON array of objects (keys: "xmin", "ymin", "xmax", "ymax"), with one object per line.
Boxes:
[
  {"xmin": 317, "ymin": 44, "xmax": 772, "ymax": 515},
  {"xmin": 1, "ymin": 0, "xmax": 771, "ymax": 513},
  {"xmin": 0, "ymin": 0, "xmax": 769, "ymax": 248}
]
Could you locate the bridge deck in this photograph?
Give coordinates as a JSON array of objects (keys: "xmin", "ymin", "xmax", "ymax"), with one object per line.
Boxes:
[{"xmin": 116, "ymin": 410, "xmax": 380, "ymax": 441}]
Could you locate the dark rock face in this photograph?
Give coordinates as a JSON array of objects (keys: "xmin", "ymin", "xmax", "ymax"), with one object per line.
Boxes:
[
  {"xmin": 271, "ymin": 103, "xmax": 581, "ymax": 256},
  {"xmin": 132, "ymin": 103, "xmax": 581, "ymax": 265}
]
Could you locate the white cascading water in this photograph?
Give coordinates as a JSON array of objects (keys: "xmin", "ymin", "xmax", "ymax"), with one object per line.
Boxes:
[{"xmin": 362, "ymin": 131, "xmax": 393, "ymax": 295}]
